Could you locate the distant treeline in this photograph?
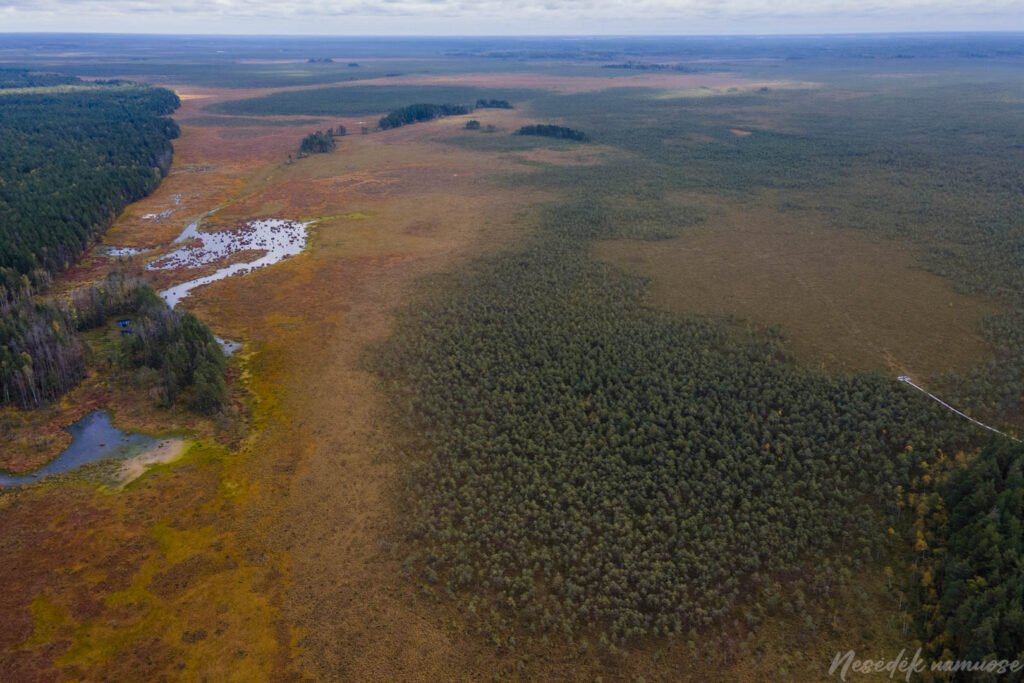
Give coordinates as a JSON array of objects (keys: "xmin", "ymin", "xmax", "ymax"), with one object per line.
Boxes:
[
  {"xmin": 516, "ymin": 124, "xmax": 589, "ymax": 142},
  {"xmin": 1, "ymin": 273, "xmax": 227, "ymax": 413},
  {"xmin": 601, "ymin": 62, "xmax": 699, "ymax": 72},
  {"xmin": 378, "ymin": 103, "xmax": 473, "ymax": 130},
  {"xmin": 0, "ymin": 68, "xmax": 81, "ymax": 89},
  {"xmin": 0, "ymin": 84, "xmax": 181, "ymax": 289},
  {"xmin": 475, "ymin": 99, "xmax": 513, "ymax": 109},
  {"xmin": 216, "ymin": 85, "xmax": 527, "ymax": 117},
  {"xmin": 378, "ymin": 99, "xmax": 514, "ymax": 131}
]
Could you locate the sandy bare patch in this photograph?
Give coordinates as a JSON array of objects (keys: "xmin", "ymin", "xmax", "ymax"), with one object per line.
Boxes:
[
  {"xmin": 117, "ymin": 439, "xmax": 188, "ymax": 485},
  {"xmin": 730, "ymin": 128, "xmax": 753, "ymax": 137}
]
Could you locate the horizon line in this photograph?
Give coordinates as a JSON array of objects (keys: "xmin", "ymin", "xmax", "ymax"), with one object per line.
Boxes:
[{"xmin": 1, "ymin": 29, "xmax": 1024, "ymax": 38}]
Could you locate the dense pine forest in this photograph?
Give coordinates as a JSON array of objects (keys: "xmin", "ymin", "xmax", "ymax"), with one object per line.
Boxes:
[
  {"xmin": 912, "ymin": 441, "xmax": 1024, "ymax": 669},
  {"xmin": 378, "ymin": 194, "xmax": 975, "ymax": 647},
  {"xmin": 0, "ymin": 82, "xmax": 227, "ymax": 414},
  {"xmin": 0, "ymin": 84, "xmax": 180, "ymax": 288}
]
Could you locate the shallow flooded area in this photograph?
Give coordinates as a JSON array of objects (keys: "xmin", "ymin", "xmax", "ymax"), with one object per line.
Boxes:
[
  {"xmin": 214, "ymin": 335, "xmax": 242, "ymax": 355},
  {"xmin": 101, "ymin": 245, "xmax": 150, "ymax": 257},
  {"xmin": 0, "ymin": 410, "xmax": 157, "ymax": 486},
  {"xmin": 152, "ymin": 217, "xmax": 309, "ymax": 307}
]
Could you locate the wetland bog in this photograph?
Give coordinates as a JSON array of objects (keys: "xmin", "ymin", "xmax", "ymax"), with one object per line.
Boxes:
[
  {"xmin": 595, "ymin": 198, "xmax": 1001, "ymax": 378},
  {"xmin": 0, "ymin": 411, "xmax": 156, "ymax": 487},
  {"xmin": 1, "ymin": 63, "xmax": 561, "ymax": 681},
  {"xmin": 3, "ymin": 35, "xmax": 1024, "ymax": 683}
]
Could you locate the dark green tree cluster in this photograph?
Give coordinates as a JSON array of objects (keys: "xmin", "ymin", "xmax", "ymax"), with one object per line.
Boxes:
[
  {"xmin": 378, "ymin": 103, "xmax": 473, "ymax": 130},
  {"xmin": 76, "ymin": 273, "xmax": 228, "ymax": 414},
  {"xmin": 298, "ymin": 130, "xmax": 338, "ymax": 154},
  {"xmin": 913, "ymin": 441, "xmax": 1024, "ymax": 673},
  {"xmin": 464, "ymin": 120, "xmax": 482, "ymax": 130},
  {"xmin": 475, "ymin": 99, "xmax": 513, "ymax": 109},
  {"xmin": 119, "ymin": 287, "xmax": 228, "ymax": 414},
  {"xmin": 0, "ymin": 68, "xmax": 81, "ymax": 89},
  {"xmin": 516, "ymin": 124, "xmax": 589, "ymax": 142},
  {"xmin": 0, "ymin": 84, "xmax": 180, "ymax": 287},
  {"xmin": 216, "ymin": 85, "xmax": 526, "ymax": 117},
  {"xmin": 377, "ymin": 196, "xmax": 968, "ymax": 645}
]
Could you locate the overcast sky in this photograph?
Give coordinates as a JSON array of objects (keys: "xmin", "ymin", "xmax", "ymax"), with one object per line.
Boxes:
[{"xmin": 1, "ymin": 0, "xmax": 1022, "ymax": 35}]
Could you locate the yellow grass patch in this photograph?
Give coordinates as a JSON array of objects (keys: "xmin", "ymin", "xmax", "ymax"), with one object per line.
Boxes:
[{"xmin": 595, "ymin": 196, "xmax": 999, "ymax": 377}]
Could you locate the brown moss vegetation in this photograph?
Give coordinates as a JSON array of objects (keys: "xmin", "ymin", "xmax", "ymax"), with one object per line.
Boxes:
[{"xmin": 595, "ymin": 194, "xmax": 999, "ymax": 379}]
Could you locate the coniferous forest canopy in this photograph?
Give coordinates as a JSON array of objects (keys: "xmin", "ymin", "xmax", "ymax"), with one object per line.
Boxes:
[
  {"xmin": 0, "ymin": 32, "xmax": 1022, "ymax": 681},
  {"xmin": 0, "ymin": 83, "xmax": 181, "ymax": 286},
  {"xmin": 0, "ymin": 81, "xmax": 227, "ymax": 414}
]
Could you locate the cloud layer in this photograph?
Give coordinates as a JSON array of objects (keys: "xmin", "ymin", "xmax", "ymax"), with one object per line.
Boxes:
[{"xmin": 2, "ymin": 0, "xmax": 1022, "ymax": 33}]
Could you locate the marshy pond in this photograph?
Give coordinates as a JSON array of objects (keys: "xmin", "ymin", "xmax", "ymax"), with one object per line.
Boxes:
[{"xmin": 0, "ymin": 411, "xmax": 157, "ymax": 487}]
